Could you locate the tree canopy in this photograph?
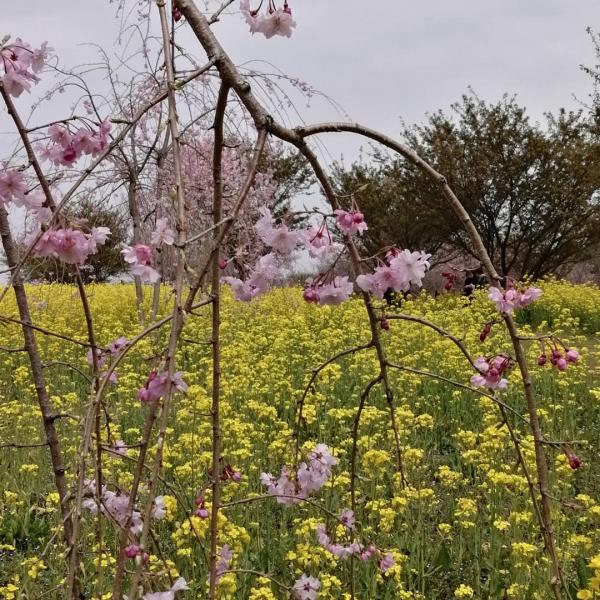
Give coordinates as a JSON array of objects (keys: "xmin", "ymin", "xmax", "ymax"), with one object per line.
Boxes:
[{"xmin": 333, "ymin": 94, "xmax": 600, "ymax": 279}]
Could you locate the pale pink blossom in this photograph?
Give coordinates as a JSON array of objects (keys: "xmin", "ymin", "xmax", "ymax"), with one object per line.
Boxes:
[
  {"xmin": 143, "ymin": 577, "xmax": 189, "ymax": 600},
  {"xmin": 356, "ymin": 249, "xmax": 430, "ymax": 298},
  {"xmin": 216, "ymin": 544, "xmax": 233, "ymax": 580},
  {"xmin": 303, "ymin": 276, "xmax": 353, "ymax": 306},
  {"xmin": 30, "ymin": 227, "xmax": 106, "ymax": 265},
  {"xmin": 121, "ymin": 244, "xmax": 160, "ymax": 283},
  {"xmin": 260, "ymin": 6, "xmax": 297, "ymax": 39},
  {"xmin": 150, "ymin": 217, "xmax": 175, "ymax": 246},
  {"xmin": 0, "ymin": 170, "xmax": 27, "ymax": 204},
  {"xmin": 302, "ymin": 223, "xmax": 340, "ymax": 260},
  {"xmin": 488, "ymin": 286, "xmax": 541, "ymax": 314},
  {"xmin": 222, "ymin": 253, "xmax": 278, "ymax": 301},
  {"xmin": 292, "ymin": 574, "xmax": 320, "ymax": 600},
  {"xmin": 255, "ymin": 207, "xmax": 302, "ymax": 253},
  {"xmin": 378, "ymin": 552, "xmax": 395, "ymax": 573}
]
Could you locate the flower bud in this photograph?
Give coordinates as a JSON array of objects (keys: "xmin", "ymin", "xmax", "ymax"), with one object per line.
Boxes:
[
  {"xmin": 218, "ymin": 258, "xmax": 228, "ymax": 270},
  {"xmin": 195, "ymin": 507, "xmax": 209, "ymax": 519},
  {"xmin": 537, "ymin": 354, "xmax": 547, "ymax": 366},
  {"xmin": 556, "ymin": 357, "xmax": 567, "ymax": 371},
  {"xmin": 565, "ymin": 349, "xmax": 579, "ymax": 363},
  {"xmin": 380, "ymin": 318, "xmax": 389, "ymax": 331},
  {"xmin": 124, "ymin": 544, "xmax": 139, "ymax": 559}
]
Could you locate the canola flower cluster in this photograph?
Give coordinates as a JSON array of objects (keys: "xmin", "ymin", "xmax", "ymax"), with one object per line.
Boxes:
[{"xmin": 0, "ymin": 280, "xmax": 598, "ymax": 598}]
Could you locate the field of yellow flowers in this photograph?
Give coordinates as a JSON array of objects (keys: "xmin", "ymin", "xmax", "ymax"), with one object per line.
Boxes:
[{"xmin": 0, "ymin": 280, "xmax": 599, "ymax": 599}]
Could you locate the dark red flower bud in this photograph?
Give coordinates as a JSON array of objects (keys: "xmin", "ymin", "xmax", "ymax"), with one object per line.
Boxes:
[
  {"xmin": 380, "ymin": 318, "xmax": 390, "ymax": 331},
  {"xmin": 218, "ymin": 258, "xmax": 228, "ymax": 270},
  {"xmin": 537, "ymin": 354, "xmax": 547, "ymax": 366},
  {"xmin": 173, "ymin": 7, "xmax": 182, "ymax": 21}
]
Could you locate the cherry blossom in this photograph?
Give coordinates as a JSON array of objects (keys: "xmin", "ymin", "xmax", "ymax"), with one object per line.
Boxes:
[
  {"xmin": 302, "ymin": 221, "xmax": 339, "ymax": 260},
  {"xmin": 29, "ymin": 227, "xmax": 110, "ymax": 265},
  {"xmin": 215, "ymin": 544, "xmax": 233, "ymax": 581},
  {"xmin": 1, "ymin": 38, "xmax": 51, "ymax": 97},
  {"xmin": 470, "ymin": 355, "xmax": 511, "ymax": 390},
  {"xmin": 0, "ymin": 169, "xmax": 27, "ymax": 204},
  {"xmin": 222, "ymin": 252, "xmax": 278, "ymax": 301},
  {"xmin": 121, "ymin": 244, "xmax": 160, "ymax": 283},
  {"xmin": 488, "ymin": 285, "xmax": 542, "ymax": 314},
  {"xmin": 260, "ymin": 443, "xmax": 337, "ymax": 504},
  {"xmin": 334, "ymin": 208, "xmax": 368, "ymax": 236},
  {"xmin": 356, "ymin": 249, "xmax": 431, "ymax": 298},
  {"xmin": 138, "ymin": 370, "xmax": 188, "ymax": 403},
  {"xmin": 39, "ymin": 120, "xmax": 111, "ymax": 167},
  {"xmin": 292, "ymin": 574, "xmax": 320, "ymax": 600},
  {"xmin": 143, "ymin": 577, "xmax": 189, "ymax": 600},
  {"xmin": 150, "ymin": 217, "xmax": 175, "ymax": 246},
  {"xmin": 240, "ymin": 1, "xmax": 296, "ymax": 39},
  {"xmin": 303, "ymin": 276, "xmax": 353, "ymax": 306},
  {"xmin": 255, "ymin": 206, "xmax": 302, "ymax": 254}
]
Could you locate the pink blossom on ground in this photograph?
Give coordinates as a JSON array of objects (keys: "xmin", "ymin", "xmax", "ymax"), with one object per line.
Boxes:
[
  {"xmin": 143, "ymin": 578, "xmax": 189, "ymax": 600},
  {"xmin": 292, "ymin": 574, "xmax": 320, "ymax": 600},
  {"xmin": 334, "ymin": 209, "xmax": 368, "ymax": 236},
  {"xmin": 150, "ymin": 217, "xmax": 175, "ymax": 246}
]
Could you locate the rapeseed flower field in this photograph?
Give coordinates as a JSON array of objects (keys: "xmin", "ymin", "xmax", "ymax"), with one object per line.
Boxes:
[{"xmin": 0, "ymin": 280, "xmax": 599, "ymax": 599}]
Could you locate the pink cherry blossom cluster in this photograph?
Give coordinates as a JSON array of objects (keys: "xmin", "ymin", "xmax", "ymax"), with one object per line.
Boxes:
[
  {"xmin": 470, "ymin": 355, "xmax": 512, "ymax": 390},
  {"xmin": 537, "ymin": 347, "xmax": 579, "ymax": 372},
  {"xmin": 302, "ymin": 220, "xmax": 341, "ymax": 260},
  {"xmin": 138, "ymin": 370, "xmax": 188, "ymax": 403},
  {"xmin": 82, "ymin": 480, "xmax": 167, "ymax": 537},
  {"xmin": 303, "ymin": 275, "xmax": 354, "ymax": 306},
  {"xmin": 293, "ymin": 574, "xmax": 320, "ymax": 600},
  {"xmin": 0, "ymin": 38, "xmax": 51, "ymax": 97},
  {"xmin": 240, "ymin": 0, "xmax": 296, "ymax": 39},
  {"xmin": 0, "ymin": 169, "xmax": 44, "ymax": 212},
  {"xmin": 488, "ymin": 285, "xmax": 542, "ymax": 314},
  {"xmin": 356, "ymin": 248, "xmax": 431, "ymax": 298},
  {"xmin": 260, "ymin": 443, "xmax": 337, "ymax": 505},
  {"xmin": 150, "ymin": 217, "xmax": 175, "ymax": 246},
  {"xmin": 315, "ymin": 509, "xmax": 395, "ymax": 571},
  {"xmin": 122, "ymin": 244, "xmax": 160, "ymax": 283},
  {"xmin": 222, "ymin": 252, "xmax": 278, "ymax": 301},
  {"xmin": 334, "ymin": 208, "xmax": 368, "ymax": 237},
  {"xmin": 28, "ymin": 225, "xmax": 111, "ymax": 265},
  {"xmin": 255, "ymin": 206, "xmax": 303, "ymax": 254},
  {"xmin": 38, "ymin": 120, "xmax": 111, "ymax": 167}
]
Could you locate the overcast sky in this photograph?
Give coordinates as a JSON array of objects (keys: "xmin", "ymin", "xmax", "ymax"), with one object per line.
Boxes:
[{"xmin": 2, "ymin": 0, "xmax": 600, "ymax": 164}]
